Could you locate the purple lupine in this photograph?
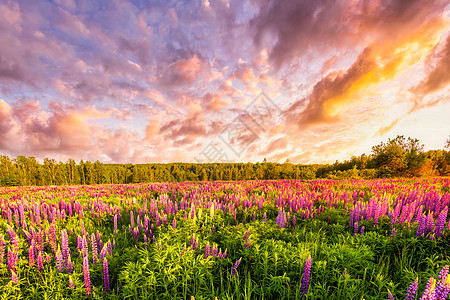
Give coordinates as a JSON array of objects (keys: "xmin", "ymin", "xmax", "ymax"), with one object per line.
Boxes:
[
  {"xmin": 7, "ymin": 249, "xmax": 16, "ymax": 272},
  {"xmin": 0, "ymin": 235, "xmax": 7, "ymax": 264},
  {"xmin": 243, "ymin": 229, "xmax": 250, "ymax": 242},
  {"xmin": 130, "ymin": 211, "xmax": 134, "ymax": 228},
  {"xmin": 276, "ymin": 209, "xmax": 286, "ymax": 229},
  {"xmin": 405, "ymin": 277, "xmax": 418, "ymax": 300},
  {"xmin": 420, "ymin": 277, "xmax": 436, "ymax": 300},
  {"xmin": 388, "ymin": 290, "xmax": 395, "ymax": 300},
  {"xmin": 133, "ymin": 227, "xmax": 139, "ymax": 243},
  {"xmin": 7, "ymin": 226, "xmax": 19, "ymax": 251},
  {"xmin": 360, "ymin": 226, "xmax": 365, "ymax": 235},
  {"xmin": 29, "ymin": 240, "xmax": 35, "ymax": 267},
  {"xmin": 91, "ymin": 233, "xmax": 98, "ymax": 265},
  {"xmin": 56, "ymin": 247, "xmax": 64, "ymax": 272},
  {"xmin": 232, "ymin": 257, "xmax": 242, "ymax": 276},
  {"xmin": 263, "ymin": 213, "xmax": 267, "ymax": 223},
  {"xmin": 82, "ymin": 236, "xmax": 88, "ymax": 258},
  {"xmin": 113, "ymin": 214, "xmax": 118, "ymax": 233},
  {"xmin": 354, "ymin": 222, "xmax": 359, "ymax": 235},
  {"xmin": 435, "ymin": 208, "xmax": 448, "ymax": 238},
  {"xmin": 204, "ymin": 244, "xmax": 211, "ymax": 259},
  {"xmin": 172, "ymin": 218, "xmax": 176, "ymax": 229},
  {"xmin": 292, "ymin": 215, "xmax": 297, "ymax": 229},
  {"xmin": 83, "ymin": 255, "xmax": 91, "ymax": 295},
  {"xmin": 436, "ymin": 265, "xmax": 450, "ymax": 299},
  {"xmin": 61, "ymin": 229, "xmax": 69, "ymax": 264},
  {"xmin": 11, "ymin": 269, "xmax": 18, "ymax": 284},
  {"xmin": 300, "ymin": 256, "xmax": 312, "ymax": 298},
  {"xmin": 37, "ymin": 251, "xmax": 44, "ymax": 272},
  {"xmin": 49, "ymin": 223, "xmax": 57, "ymax": 254},
  {"xmin": 69, "ymin": 275, "xmax": 74, "ymax": 288},
  {"xmin": 103, "ymin": 257, "xmax": 111, "ymax": 293},
  {"xmin": 67, "ymin": 253, "xmax": 73, "ymax": 273}
]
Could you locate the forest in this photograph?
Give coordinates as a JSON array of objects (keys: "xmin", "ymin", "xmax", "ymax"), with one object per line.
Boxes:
[{"xmin": 1, "ymin": 136, "xmax": 449, "ymax": 186}]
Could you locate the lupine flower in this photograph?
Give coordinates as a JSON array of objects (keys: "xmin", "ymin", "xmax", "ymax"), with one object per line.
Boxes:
[
  {"xmin": 263, "ymin": 213, "xmax": 267, "ymax": 224},
  {"xmin": 7, "ymin": 226, "xmax": 19, "ymax": 252},
  {"xmin": 354, "ymin": 222, "xmax": 359, "ymax": 235},
  {"xmin": 91, "ymin": 233, "xmax": 98, "ymax": 265},
  {"xmin": 405, "ymin": 277, "xmax": 418, "ymax": 300},
  {"xmin": 69, "ymin": 275, "xmax": 74, "ymax": 288},
  {"xmin": 29, "ymin": 240, "xmax": 35, "ymax": 267},
  {"xmin": 113, "ymin": 214, "xmax": 118, "ymax": 233},
  {"xmin": 420, "ymin": 277, "xmax": 436, "ymax": 300},
  {"xmin": 49, "ymin": 223, "xmax": 57, "ymax": 254},
  {"xmin": 103, "ymin": 257, "xmax": 111, "ymax": 293},
  {"xmin": 67, "ymin": 253, "xmax": 73, "ymax": 273},
  {"xmin": 83, "ymin": 255, "xmax": 91, "ymax": 295},
  {"xmin": 82, "ymin": 236, "xmax": 88, "ymax": 258},
  {"xmin": 300, "ymin": 256, "xmax": 312, "ymax": 298},
  {"xmin": 435, "ymin": 207, "xmax": 448, "ymax": 238},
  {"xmin": 7, "ymin": 249, "xmax": 17, "ymax": 272},
  {"xmin": 204, "ymin": 244, "xmax": 211, "ymax": 259},
  {"xmin": 11, "ymin": 269, "xmax": 18, "ymax": 284},
  {"xmin": 61, "ymin": 229, "xmax": 69, "ymax": 264},
  {"xmin": 172, "ymin": 218, "xmax": 176, "ymax": 229},
  {"xmin": 292, "ymin": 215, "xmax": 297, "ymax": 229},
  {"xmin": 387, "ymin": 289, "xmax": 395, "ymax": 300},
  {"xmin": 232, "ymin": 257, "xmax": 242, "ymax": 276},
  {"xmin": 0, "ymin": 235, "xmax": 6, "ymax": 264},
  {"xmin": 436, "ymin": 265, "xmax": 450, "ymax": 299},
  {"xmin": 37, "ymin": 251, "xmax": 44, "ymax": 272},
  {"xmin": 56, "ymin": 247, "xmax": 64, "ymax": 272},
  {"xmin": 130, "ymin": 211, "xmax": 134, "ymax": 228}
]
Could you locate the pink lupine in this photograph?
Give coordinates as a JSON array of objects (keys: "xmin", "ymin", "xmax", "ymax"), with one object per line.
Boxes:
[
  {"xmin": 83, "ymin": 255, "xmax": 91, "ymax": 295},
  {"xmin": 91, "ymin": 233, "xmax": 98, "ymax": 265},
  {"xmin": 103, "ymin": 257, "xmax": 111, "ymax": 293}
]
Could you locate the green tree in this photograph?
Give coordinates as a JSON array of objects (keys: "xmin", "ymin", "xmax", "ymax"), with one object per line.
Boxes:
[{"xmin": 372, "ymin": 135, "xmax": 425, "ymax": 177}]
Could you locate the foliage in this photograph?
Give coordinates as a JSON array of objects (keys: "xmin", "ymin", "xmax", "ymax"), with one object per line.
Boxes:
[{"xmin": 0, "ymin": 178, "xmax": 450, "ymax": 299}]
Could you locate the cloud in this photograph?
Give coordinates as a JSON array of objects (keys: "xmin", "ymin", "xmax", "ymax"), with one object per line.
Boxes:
[
  {"xmin": 413, "ymin": 35, "xmax": 450, "ymax": 95},
  {"xmin": 250, "ymin": 0, "xmax": 448, "ymax": 68}
]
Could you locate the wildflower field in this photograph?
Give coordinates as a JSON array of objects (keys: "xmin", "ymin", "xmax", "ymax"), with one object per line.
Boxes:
[{"xmin": 0, "ymin": 178, "xmax": 450, "ymax": 299}]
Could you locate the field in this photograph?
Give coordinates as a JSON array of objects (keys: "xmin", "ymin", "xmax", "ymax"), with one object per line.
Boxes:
[{"xmin": 0, "ymin": 178, "xmax": 450, "ymax": 299}]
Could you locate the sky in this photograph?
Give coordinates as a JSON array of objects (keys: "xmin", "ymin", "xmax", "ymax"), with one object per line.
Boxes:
[{"xmin": 0, "ymin": 0, "xmax": 449, "ymax": 164}]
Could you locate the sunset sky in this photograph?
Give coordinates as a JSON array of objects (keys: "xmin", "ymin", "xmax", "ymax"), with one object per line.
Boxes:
[{"xmin": 0, "ymin": 0, "xmax": 449, "ymax": 164}]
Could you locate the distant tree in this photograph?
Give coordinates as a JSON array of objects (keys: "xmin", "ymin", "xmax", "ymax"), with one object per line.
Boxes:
[{"xmin": 372, "ymin": 135, "xmax": 425, "ymax": 177}]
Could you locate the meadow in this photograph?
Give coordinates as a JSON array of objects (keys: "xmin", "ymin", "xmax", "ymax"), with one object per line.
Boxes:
[{"xmin": 0, "ymin": 178, "xmax": 449, "ymax": 299}]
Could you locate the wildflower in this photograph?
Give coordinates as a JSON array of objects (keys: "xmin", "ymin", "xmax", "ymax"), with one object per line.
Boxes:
[
  {"xmin": 405, "ymin": 277, "xmax": 418, "ymax": 300},
  {"xmin": 103, "ymin": 258, "xmax": 111, "ymax": 293},
  {"xmin": 29, "ymin": 240, "xmax": 35, "ymax": 266},
  {"xmin": 56, "ymin": 246, "xmax": 64, "ymax": 272},
  {"xmin": 204, "ymin": 244, "xmax": 211, "ymax": 259},
  {"xmin": 83, "ymin": 255, "xmax": 91, "ymax": 295},
  {"xmin": 232, "ymin": 257, "xmax": 242, "ymax": 276},
  {"xmin": 67, "ymin": 253, "xmax": 73, "ymax": 273},
  {"xmin": 387, "ymin": 289, "xmax": 395, "ymax": 300},
  {"xmin": 37, "ymin": 251, "xmax": 44, "ymax": 272},
  {"xmin": 69, "ymin": 275, "xmax": 74, "ymax": 288},
  {"xmin": 0, "ymin": 235, "xmax": 6, "ymax": 264},
  {"xmin": 11, "ymin": 269, "xmax": 18, "ymax": 284},
  {"xmin": 300, "ymin": 256, "xmax": 312, "ymax": 298},
  {"xmin": 263, "ymin": 213, "xmax": 267, "ymax": 223},
  {"xmin": 172, "ymin": 218, "xmax": 176, "ymax": 229},
  {"xmin": 420, "ymin": 277, "xmax": 436, "ymax": 300},
  {"xmin": 91, "ymin": 233, "xmax": 98, "ymax": 265},
  {"xmin": 60, "ymin": 231, "xmax": 68, "ymax": 257},
  {"xmin": 436, "ymin": 265, "xmax": 450, "ymax": 299},
  {"xmin": 49, "ymin": 223, "xmax": 57, "ymax": 254}
]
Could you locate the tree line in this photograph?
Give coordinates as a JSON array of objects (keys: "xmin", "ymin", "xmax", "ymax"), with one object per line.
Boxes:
[{"xmin": 1, "ymin": 135, "xmax": 449, "ymax": 186}]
